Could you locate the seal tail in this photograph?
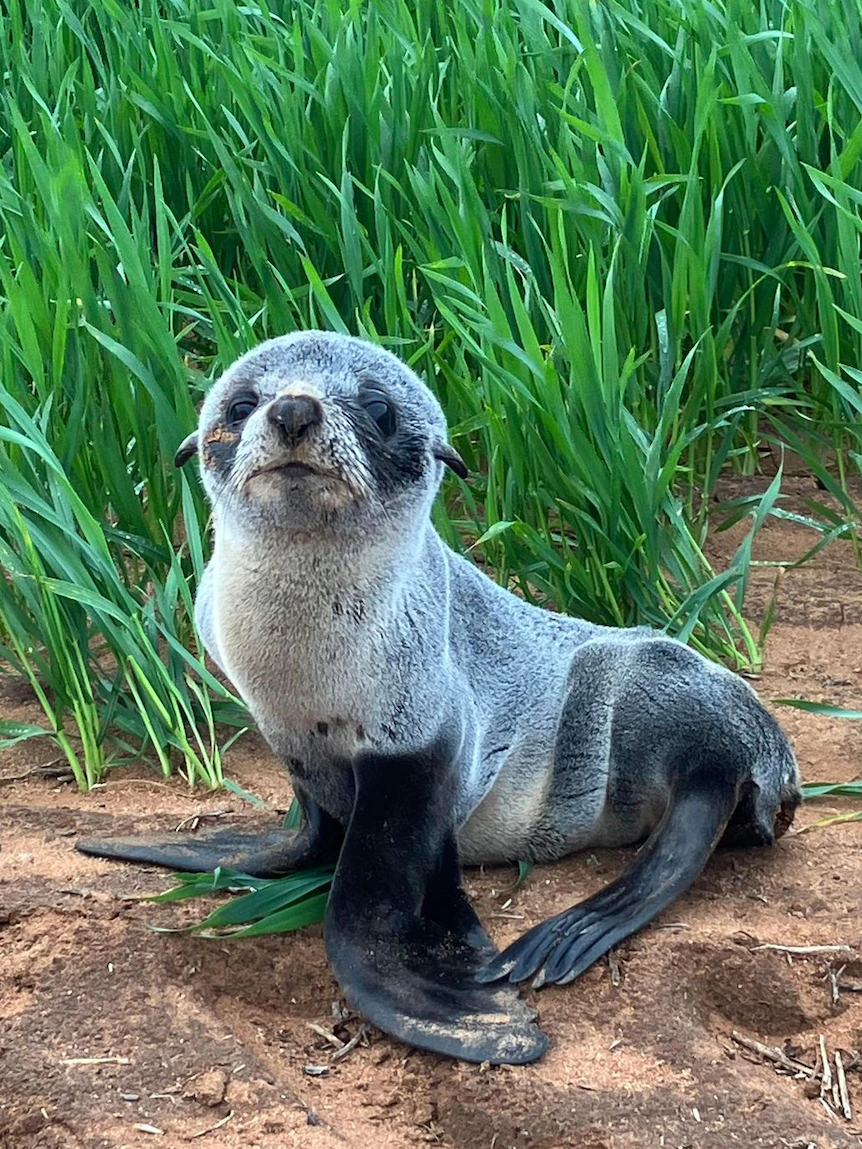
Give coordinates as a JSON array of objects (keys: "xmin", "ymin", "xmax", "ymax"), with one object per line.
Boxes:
[{"xmin": 476, "ymin": 778, "xmax": 739, "ymax": 989}]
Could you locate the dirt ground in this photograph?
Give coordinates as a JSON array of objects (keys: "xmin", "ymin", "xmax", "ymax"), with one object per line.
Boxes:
[{"xmin": 2, "ymin": 476, "xmax": 862, "ymax": 1149}]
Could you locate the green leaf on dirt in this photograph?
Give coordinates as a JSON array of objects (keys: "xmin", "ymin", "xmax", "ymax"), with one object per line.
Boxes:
[
  {"xmin": 777, "ymin": 699, "xmax": 862, "ymax": 720},
  {"xmin": 197, "ymin": 891, "xmax": 330, "ymax": 938},
  {"xmin": 282, "ymin": 797, "xmax": 304, "ymax": 829},
  {"xmin": 223, "ymin": 778, "xmax": 270, "ymax": 809},
  {"xmin": 192, "ymin": 869, "xmax": 334, "ymax": 930},
  {"xmin": 0, "ymin": 721, "xmax": 53, "ymax": 750},
  {"xmin": 798, "ymin": 810, "xmax": 862, "ymax": 832},
  {"xmin": 147, "ymin": 864, "xmax": 334, "ymax": 937},
  {"xmin": 146, "ymin": 867, "xmax": 270, "ymax": 904},
  {"xmin": 801, "ymin": 781, "xmax": 862, "ymax": 799}
]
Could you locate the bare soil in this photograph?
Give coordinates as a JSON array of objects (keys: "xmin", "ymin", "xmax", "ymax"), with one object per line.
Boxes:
[{"xmin": 2, "ymin": 477, "xmax": 862, "ymax": 1149}]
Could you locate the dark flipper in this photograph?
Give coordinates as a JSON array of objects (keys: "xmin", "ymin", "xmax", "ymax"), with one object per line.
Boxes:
[
  {"xmin": 325, "ymin": 743, "xmax": 548, "ymax": 1065},
  {"xmin": 477, "ymin": 778, "xmax": 738, "ymax": 989},
  {"xmin": 75, "ymin": 792, "xmax": 344, "ymax": 877}
]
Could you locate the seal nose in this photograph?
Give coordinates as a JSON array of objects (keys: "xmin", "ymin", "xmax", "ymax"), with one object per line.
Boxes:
[{"xmin": 268, "ymin": 394, "xmax": 322, "ymax": 444}]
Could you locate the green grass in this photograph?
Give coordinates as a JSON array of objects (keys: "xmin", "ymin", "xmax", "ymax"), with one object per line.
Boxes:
[
  {"xmin": 150, "ymin": 770, "xmax": 862, "ymax": 940},
  {"xmin": 146, "ymin": 865, "xmax": 335, "ymax": 938},
  {"xmin": 2, "ymin": 0, "xmax": 862, "ymax": 781}
]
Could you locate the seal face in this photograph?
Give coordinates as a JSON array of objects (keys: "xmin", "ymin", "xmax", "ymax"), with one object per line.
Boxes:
[
  {"xmin": 80, "ymin": 330, "xmax": 801, "ymax": 1067},
  {"xmin": 177, "ymin": 332, "xmax": 464, "ymax": 538}
]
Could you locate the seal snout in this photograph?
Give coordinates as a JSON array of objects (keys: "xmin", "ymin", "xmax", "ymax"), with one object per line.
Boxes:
[{"xmin": 268, "ymin": 394, "xmax": 323, "ymax": 446}]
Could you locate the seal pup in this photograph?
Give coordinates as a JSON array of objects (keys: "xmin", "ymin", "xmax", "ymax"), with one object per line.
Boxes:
[{"xmin": 79, "ymin": 331, "xmax": 800, "ymax": 1064}]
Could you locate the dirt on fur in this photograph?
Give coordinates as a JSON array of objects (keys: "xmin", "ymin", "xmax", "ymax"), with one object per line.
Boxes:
[{"xmin": 2, "ymin": 479, "xmax": 862, "ymax": 1149}]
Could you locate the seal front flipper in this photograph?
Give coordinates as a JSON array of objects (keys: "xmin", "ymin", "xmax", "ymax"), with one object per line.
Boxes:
[
  {"xmin": 477, "ymin": 777, "xmax": 739, "ymax": 989},
  {"xmin": 325, "ymin": 743, "xmax": 549, "ymax": 1065},
  {"xmin": 75, "ymin": 791, "xmax": 343, "ymax": 877}
]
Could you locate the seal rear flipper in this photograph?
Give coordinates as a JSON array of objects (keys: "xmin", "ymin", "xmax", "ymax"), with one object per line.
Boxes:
[
  {"xmin": 476, "ymin": 778, "xmax": 739, "ymax": 989},
  {"xmin": 75, "ymin": 793, "xmax": 343, "ymax": 877},
  {"xmin": 325, "ymin": 743, "xmax": 549, "ymax": 1065}
]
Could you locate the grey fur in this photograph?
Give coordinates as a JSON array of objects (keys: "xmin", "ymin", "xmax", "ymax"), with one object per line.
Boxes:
[{"xmin": 189, "ymin": 330, "xmax": 800, "ymax": 868}]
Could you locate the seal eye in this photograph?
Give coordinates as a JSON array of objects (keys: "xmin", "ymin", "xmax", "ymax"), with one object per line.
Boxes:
[
  {"xmin": 226, "ymin": 392, "xmax": 258, "ymax": 427},
  {"xmin": 361, "ymin": 391, "xmax": 396, "ymax": 438}
]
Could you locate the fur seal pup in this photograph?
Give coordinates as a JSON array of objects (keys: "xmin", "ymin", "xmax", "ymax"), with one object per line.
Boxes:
[{"xmin": 78, "ymin": 331, "xmax": 801, "ymax": 1064}]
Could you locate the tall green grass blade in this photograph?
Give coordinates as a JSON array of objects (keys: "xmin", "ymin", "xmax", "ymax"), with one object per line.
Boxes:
[{"xmin": 4, "ymin": 0, "xmax": 862, "ymax": 790}]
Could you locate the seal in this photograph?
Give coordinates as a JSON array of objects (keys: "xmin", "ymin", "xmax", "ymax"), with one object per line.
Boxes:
[{"xmin": 78, "ymin": 331, "xmax": 801, "ymax": 1064}]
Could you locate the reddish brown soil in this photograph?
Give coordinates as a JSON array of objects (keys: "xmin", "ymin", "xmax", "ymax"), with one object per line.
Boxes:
[{"xmin": 2, "ymin": 479, "xmax": 862, "ymax": 1149}]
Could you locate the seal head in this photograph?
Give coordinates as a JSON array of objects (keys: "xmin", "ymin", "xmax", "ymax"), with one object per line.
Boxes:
[{"xmin": 175, "ymin": 331, "xmax": 465, "ymax": 536}]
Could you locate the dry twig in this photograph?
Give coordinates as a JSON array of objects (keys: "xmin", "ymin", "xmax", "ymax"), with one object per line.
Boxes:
[
  {"xmin": 306, "ymin": 1022, "xmax": 346, "ymax": 1050},
  {"xmin": 835, "ymin": 1053, "xmax": 853, "ymax": 1121},
  {"xmin": 826, "ymin": 963, "xmax": 844, "ymax": 1006},
  {"xmin": 608, "ymin": 948, "xmax": 621, "ymax": 987},
  {"xmin": 819, "ymin": 1035, "xmax": 832, "ymax": 1099},
  {"xmin": 331, "ymin": 1025, "xmax": 369, "ymax": 1061},
  {"xmin": 751, "ymin": 944, "xmax": 856, "ymax": 957},
  {"xmin": 174, "ymin": 809, "xmax": 232, "ymax": 832},
  {"xmin": 730, "ymin": 1032, "xmax": 813, "ymax": 1076},
  {"xmin": 183, "ymin": 1112, "xmax": 235, "ymax": 1140},
  {"xmin": 0, "ymin": 758, "xmax": 69, "ymax": 785},
  {"xmin": 62, "ymin": 1056, "xmax": 131, "ymax": 1066}
]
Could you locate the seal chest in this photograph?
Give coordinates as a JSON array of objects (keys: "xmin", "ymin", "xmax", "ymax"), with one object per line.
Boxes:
[{"xmin": 210, "ymin": 532, "xmax": 384, "ymax": 755}]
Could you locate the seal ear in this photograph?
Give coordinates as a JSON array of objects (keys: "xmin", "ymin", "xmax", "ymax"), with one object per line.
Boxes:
[
  {"xmin": 433, "ymin": 442, "xmax": 468, "ymax": 480},
  {"xmin": 174, "ymin": 432, "xmax": 199, "ymax": 468}
]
